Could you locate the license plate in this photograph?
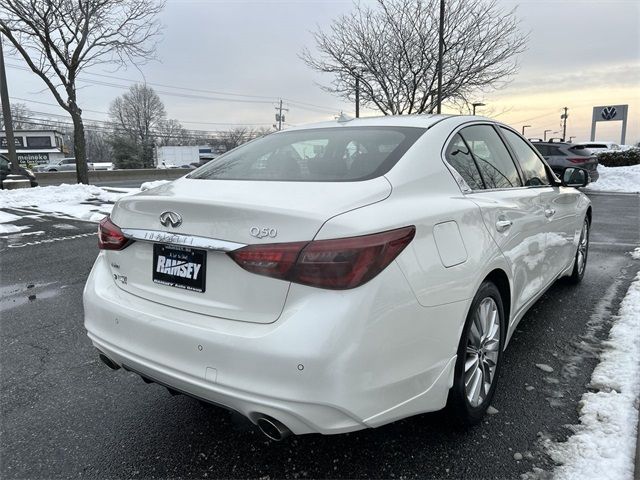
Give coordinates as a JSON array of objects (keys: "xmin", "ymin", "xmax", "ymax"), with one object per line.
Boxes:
[{"xmin": 153, "ymin": 244, "xmax": 206, "ymax": 293}]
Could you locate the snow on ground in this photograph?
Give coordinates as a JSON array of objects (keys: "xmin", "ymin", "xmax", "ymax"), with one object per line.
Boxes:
[
  {"xmin": 545, "ymin": 258, "xmax": 640, "ymax": 480},
  {"xmin": 0, "ymin": 223, "xmax": 29, "ymax": 234},
  {"xmin": 586, "ymin": 164, "xmax": 640, "ymax": 193},
  {"xmin": 0, "ymin": 211, "xmax": 21, "ymax": 224},
  {"xmin": 0, "ymin": 183, "xmax": 133, "ymax": 222}
]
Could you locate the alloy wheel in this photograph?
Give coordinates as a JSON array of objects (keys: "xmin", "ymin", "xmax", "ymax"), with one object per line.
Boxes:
[
  {"xmin": 464, "ymin": 297, "xmax": 501, "ymax": 408},
  {"xmin": 576, "ymin": 218, "xmax": 589, "ymax": 275}
]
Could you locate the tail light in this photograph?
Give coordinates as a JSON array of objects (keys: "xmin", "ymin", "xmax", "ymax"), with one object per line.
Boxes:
[
  {"xmin": 568, "ymin": 157, "xmax": 589, "ymax": 164},
  {"xmin": 228, "ymin": 226, "xmax": 415, "ymax": 289},
  {"xmin": 98, "ymin": 216, "xmax": 131, "ymax": 250}
]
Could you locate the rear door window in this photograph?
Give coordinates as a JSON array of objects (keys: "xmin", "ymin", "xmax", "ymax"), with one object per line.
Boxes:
[
  {"xmin": 501, "ymin": 128, "xmax": 550, "ymax": 186},
  {"xmin": 458, "ymin": 125, "xmax": 522, "ymax": 189},
  {"xmin": 190, "ymin": 127, "xmax": 425, "ymax": 182},
  {"xmin": 444, "ymin": 134, "xmax": 484, "ymax": 190},
  {"xmin": 547, "ymin": 146, "xmax": 564, "ymax": 156}
]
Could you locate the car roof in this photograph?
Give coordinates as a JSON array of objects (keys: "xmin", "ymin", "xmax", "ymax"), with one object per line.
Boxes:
[
  {"xmin": 282, "ymin": 114, "xmax": 501, "ymax": 132},
  {"xmin": 572, "ymin": 141, "xmax": 617, "ymax": 146}
]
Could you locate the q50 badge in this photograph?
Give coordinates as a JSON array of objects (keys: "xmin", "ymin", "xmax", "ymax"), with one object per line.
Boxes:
[{"xmin": 250, "ymin": 227, "xmax": 278, "ymax": 239}]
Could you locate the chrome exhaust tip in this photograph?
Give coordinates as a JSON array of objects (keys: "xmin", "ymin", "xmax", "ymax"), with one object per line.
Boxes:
[{"xmin": 256, "ymin": 416, "xmax": 291, "ymax": 441}]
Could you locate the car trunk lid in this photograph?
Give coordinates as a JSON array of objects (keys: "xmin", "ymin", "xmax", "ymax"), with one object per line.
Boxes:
[{"xmin": 105, "ymin": 177, "xmax": 391, "ymax": 323}]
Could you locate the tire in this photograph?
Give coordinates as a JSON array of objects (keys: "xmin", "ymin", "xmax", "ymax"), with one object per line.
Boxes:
[
  {"xmin": 447, "ymin": 281, "xmax": 505, "ymax": 427},
  {"xmin": 567, "ymin": 216, "xmax": 589, "ymax": 284}
]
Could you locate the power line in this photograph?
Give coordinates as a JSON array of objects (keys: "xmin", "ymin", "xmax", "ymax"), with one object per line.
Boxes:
[
  {"xmin": 512, "ymin": 110, "xmax": 561, "ymax": 124},
  {"xmin": 5, "ymin": 61, "xmax": 341, "ymax": 114},
  {"xmin": 8, "ymin": 96, "xmax": 273, "ymax": 127},
  {"xmin": 10, "ymin": 114, "xmax": 261, "ymax": 141}
]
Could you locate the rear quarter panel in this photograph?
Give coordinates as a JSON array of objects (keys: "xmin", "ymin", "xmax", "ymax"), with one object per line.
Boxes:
[{"xmin": 316, "ymin": 122, "xmax": 509, "ymax": 310}]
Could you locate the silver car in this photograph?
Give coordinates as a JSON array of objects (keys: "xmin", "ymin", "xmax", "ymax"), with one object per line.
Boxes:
[
  {"xmin": 531, "ymin": 142, "xmax": 599, "ymax": 182},
  {"xmin": 34, "ymin": 157, "xmax": 77, "ymax": 172}
]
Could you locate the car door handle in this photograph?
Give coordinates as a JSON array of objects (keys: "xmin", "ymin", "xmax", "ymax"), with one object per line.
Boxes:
[
  {"xmin": 496, "ymin": 219, "xmax": 512, "ymax": 232},
  {"xmin": 545, "ymin": 208, "xmax": 556, "ymax": 218}
]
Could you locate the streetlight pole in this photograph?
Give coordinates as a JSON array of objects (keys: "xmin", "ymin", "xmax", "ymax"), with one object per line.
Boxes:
[
  {"xmin": 544, "ymin": 129, "xmax": 552, "ymax": 141},
  {"xmin": 561, "ymin": 107, "xmax": 568, "ymax": 142},
  {"xmin": 472, "ymin": 102, "xmax": 485, "ymax": 115},
  {"xmin": 522, "ymin": 125, "xmax": 531, "ymax": 136}
]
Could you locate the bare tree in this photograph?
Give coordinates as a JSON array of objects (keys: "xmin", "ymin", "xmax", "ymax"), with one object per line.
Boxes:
[
  {"xmin": 0, "ymin": 101, "xmax": 32, "ymax": 129},
  {"xmin": 221, "ymin": 127, "xmax": 272, "ymax": 150},
  {"xmin": 223, "ymin": 127, "xmax": 251, "ymax": 150},
  {"xmin": 301, "ymin": 0, "xmax": 527, "ymax": 115},
  {"xmin": 109, "ymin": 83, "xmax": 166, "ymax": 166},
  {"xmin": 0, "ymin": 0, "xmax": 165, "ymax": 183},
  {"xmin": 156, "ymin": 118, "xmax": 187, "ymax": 146},
  {"xmin": 84, "ymin": 126, "xmax": 112, "ymax": 163},
  {"xmin": 110, "ymin": 84, "xmax": 166, "ymax": 143}
]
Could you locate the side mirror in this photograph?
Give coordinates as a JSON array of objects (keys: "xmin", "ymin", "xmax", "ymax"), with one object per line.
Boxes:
[{"xmin": 561, "ymin": 167, "xmax": 589, "ymax": 188}]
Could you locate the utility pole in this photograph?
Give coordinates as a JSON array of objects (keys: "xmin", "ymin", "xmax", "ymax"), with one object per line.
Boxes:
[
  {"xmin": 275, "ymin": 99, "xmax": 289, "ymax": 131},
  {"xmin": 561, "ymin": 107, "xmax": 568, "ymax": 142},
  {"xmin": 355, "ymin": 76, "xmax": 360, "ymax": 118},
  {"xmin": 436, "ymin": 0, "xmax": 445, "ymax": 114},
  {"xmin": 0, "ymin": 33, "xmax": 19, "ymax": 174}
]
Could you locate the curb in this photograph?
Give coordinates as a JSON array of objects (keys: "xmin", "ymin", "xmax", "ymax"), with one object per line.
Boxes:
[{"xmin": 584, "ymin": 190, "xmax": 640, "ymax": 196}]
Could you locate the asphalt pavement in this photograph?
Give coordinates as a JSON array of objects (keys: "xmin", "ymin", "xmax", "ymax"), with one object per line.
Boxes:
[{"xmin": 1, "ymin": 192, "xmax": 639, "ymax": 479}]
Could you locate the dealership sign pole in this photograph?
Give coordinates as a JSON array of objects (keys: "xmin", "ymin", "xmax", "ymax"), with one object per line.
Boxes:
[{"xmin": 590, "ymin": 104, "xmax": 629, "ymax": 144}]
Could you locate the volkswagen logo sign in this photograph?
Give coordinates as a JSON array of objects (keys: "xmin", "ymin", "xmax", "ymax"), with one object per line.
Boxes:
[
  {"xmin": 601, "ymin": 106, "xmax": 617, "ymax": 121},
  {"xmin": 159, "ymin": 211, "xmax": 182, "ymax": 228}
]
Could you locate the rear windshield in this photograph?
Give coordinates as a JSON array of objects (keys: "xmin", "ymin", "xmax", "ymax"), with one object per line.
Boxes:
[
  {"xmin": 189, "ymin": 127, "xmax": 425, "ymax": 182},
  {"xmin": 568, "ymin": 146, "xmax": 592, "ymax": 156}
]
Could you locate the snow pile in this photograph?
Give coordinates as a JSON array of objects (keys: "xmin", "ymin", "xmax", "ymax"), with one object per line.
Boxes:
[
  {"xmin": 547, "ymin": 266, "xmax": 640, "ymax": 480},
  {"xmin": 140, "ymin": 180, "xmax": 170, "ymax": 191},
  {"xmin": 587, "ymin": 164, "xmax": 640, "ymax": 193},
  {"xmin": 0, "ymin": 183, "xmax": 131, "ymax": 222}
]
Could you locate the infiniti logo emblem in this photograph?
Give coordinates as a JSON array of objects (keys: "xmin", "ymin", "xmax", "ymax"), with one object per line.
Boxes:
[{"xmin": 159, "ymin": 211, "xmax": 182, "ymax": 228}]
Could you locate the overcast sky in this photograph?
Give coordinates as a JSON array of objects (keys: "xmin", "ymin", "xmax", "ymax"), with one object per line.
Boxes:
[{"xmin": 4, "ymin": 0, "xmax": 640, "ymax": 143}]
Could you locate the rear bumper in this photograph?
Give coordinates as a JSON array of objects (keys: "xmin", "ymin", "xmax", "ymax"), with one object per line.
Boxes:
[{"xmin": 84, "ymin": 253, "xmax": 466, "ymax": 435}]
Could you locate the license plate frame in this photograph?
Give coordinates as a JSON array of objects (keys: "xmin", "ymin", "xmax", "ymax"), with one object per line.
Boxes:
[{"xmin": 152, "ymin": 243, "xmax": 207, "ymax": 293}]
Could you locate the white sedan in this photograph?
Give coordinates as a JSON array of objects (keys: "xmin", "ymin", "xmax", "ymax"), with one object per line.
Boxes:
[{"xmin": 84, "ymin": 115, "xmax": 591, "ymax": 440}]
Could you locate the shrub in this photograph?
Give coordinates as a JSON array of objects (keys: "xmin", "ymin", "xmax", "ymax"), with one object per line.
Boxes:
[
  {"xmin": 110, "ymin": 136, "xmax": 144, "ymax": 169},
  {"xmin": 597, "ymin": 149, "xmax": 640, "ymax": 167}
]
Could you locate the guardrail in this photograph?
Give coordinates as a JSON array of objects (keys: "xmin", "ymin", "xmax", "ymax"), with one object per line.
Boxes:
[{"xmin": 34, "ymin": 168, "xmax": 190, "ymax": 186}]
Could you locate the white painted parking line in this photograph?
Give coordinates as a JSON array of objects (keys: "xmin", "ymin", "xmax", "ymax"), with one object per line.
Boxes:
[{"xmin": 7, "ymin": 232, "xmax": 97, "ymax": 248}]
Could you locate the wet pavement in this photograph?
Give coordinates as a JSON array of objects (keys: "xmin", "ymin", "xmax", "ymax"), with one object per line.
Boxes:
[{"xmin": 1, "ymin": 192, "xmax": 639, "ymax": 479}]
